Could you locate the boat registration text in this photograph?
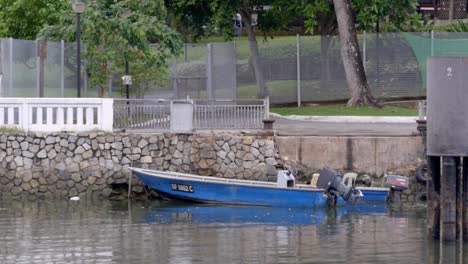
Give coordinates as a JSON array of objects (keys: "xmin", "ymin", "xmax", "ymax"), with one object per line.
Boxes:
[{"xmin": 171, "ymin": 183, "xmax": 194, "ymax": 193}]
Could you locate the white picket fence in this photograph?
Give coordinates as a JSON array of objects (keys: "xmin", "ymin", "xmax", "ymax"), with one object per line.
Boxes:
[{"xmin": 0, "ymin": 98, "xmax": 113, "ymax": 132}]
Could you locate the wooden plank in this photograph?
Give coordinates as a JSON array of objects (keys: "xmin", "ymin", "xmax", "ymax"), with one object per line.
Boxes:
[
  {"xmin": 427, "ymin": 156, "xmax": 441, "ymax": 239},
  {"xmin": 441, "ymin": 156, "xmax": 457, "ymax": 241},
  {"xmin": 463, "ymin": 157, "xmax": 468, "ymax": 241}
]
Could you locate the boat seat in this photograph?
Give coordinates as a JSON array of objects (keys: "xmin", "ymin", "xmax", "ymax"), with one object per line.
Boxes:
[{"xmin": 342, "ymin": 173, "xmax": 357, "ymax": 187}]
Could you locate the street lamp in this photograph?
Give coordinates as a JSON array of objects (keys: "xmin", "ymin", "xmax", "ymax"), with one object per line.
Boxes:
[{"xmin": 73, "ymin": 1, "xmax": 85, "ymax": 98}]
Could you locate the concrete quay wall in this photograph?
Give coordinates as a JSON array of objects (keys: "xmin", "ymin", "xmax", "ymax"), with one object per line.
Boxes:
[{"xmin": 276, "ymin": 136, "xmax": 424, "ymax": 177}]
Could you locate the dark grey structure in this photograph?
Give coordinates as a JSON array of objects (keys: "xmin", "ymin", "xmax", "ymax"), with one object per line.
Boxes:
[{"xmin": 426, "ymin": 56, "xmax": 468, "ymax": 242}]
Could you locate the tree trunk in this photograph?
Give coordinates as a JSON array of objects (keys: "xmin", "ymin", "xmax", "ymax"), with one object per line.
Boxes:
[
  {"xmin": 240, "ymin": 0, "xmax": 268, "ymax": 98},
  {"xmin": 332, "ymin": 0, "xmax": 380, "ymax": 107}
]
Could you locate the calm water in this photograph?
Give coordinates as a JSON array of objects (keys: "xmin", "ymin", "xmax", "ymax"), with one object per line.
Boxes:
[{"xmin": 0, "ymin": 199, "xmax": 466, "ymax": 264}]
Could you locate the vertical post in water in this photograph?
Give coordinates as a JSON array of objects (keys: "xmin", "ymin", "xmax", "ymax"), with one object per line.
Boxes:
[
  {"xmin": 441, "ymin": 156, "xmax": 457, "ymax": 241},
  {"xmin": 428, "ymin": 156, "xmax": 441, "ymax": 239},
  {"xmin": 206, "ymin": 43, "xmax": 213, "ymax": 100},
  {"xmin": 456, "ymin": 157, "xmax": 464, "ymax": 242},
  {"xmin": 463, "ymin": 157, "xmax": 468, "ymax": 240},
  {"xmin": 61, "ymin": 40, "xmax": 65, "ymax": 97},
  {"xmin": 296, "ymin": 34, "xmax": 301, "ymax": 108}
]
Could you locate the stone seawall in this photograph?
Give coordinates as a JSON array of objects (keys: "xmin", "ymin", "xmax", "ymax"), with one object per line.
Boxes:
[
  {"xmin": 0, "ymin": 132, "xmax": 279, "ymax": 199},
  {"xmin": 0, "ymin": 132, "xmax": 426, "ymax": 205}
]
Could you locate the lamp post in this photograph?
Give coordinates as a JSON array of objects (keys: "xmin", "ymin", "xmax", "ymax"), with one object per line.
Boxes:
[{"xmin": 72, "ymin": 1, "xmax": 85, "ymax": 98}]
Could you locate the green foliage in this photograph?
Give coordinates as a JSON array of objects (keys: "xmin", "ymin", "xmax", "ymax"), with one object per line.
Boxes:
[
  {"xmin": 0, "ymin": 0, "xmax": 68, "ymax": 39},
  {"xmin": 447, "ymin": 20, "xmax": 468, "ymax": 32},
  {"xmin": 303, "ymin": 0, "xmax": 425, "ymax": 33},
  {"xmin": 170, "ymin": 0, "xmax": 305, "ymax": 41},
  {"xmin": 39, "ymin": 0, "xmax": 182, "ymax": 96},
  {"xmin": 352, "ymin": 0, "xmax": 424, "ymax": 32}
]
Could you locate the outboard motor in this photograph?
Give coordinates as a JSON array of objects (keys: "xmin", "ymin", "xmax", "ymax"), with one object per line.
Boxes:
[
  {"xmin": 316, "ymin": 167, "xmax": 362, "ymax": 205},
  {"xmin": 385, "ymin": 175, "xmax": 409, "ymax": 205}
]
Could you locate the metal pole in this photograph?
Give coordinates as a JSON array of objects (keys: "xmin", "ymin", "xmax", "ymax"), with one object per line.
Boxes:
[
  {"xmin": 233, "ymin": 41, "xmax": 237, "ymax": 100},
  {"xmin": 61, "ymin": 40, "xmax": 65, "ymax": 97},
  {"xmin": 9, "ymin": 37, "xmax": 13, "ymax": 97},
  {"xmin": 172, "ymin": 56, "xmax": 178, "ymax": 98},
  {"xmin": 84, "ymin": 61, "xmax": 88, "ymax": 97},
  {"xmin": 184, "ymin": 44, "xmax": 188, "ymax": 63},
  {"xmin": 431, "ymin": 30, "xmax": 434, "ymax": 56},
  {"xmin": 206, "ymin": 43, "xmax": 213, "ymax": 100},
  {"xmin": 108, "ymin": 64, "xmax": 112, "ymax": 97},
  {"xmin": 296, "ymin": 34, "xmax": 301, "ymax": 108},
  {"xmin": 76, "ymin": 13, "xmax": 81, "ymax": 98},
  {"xmin": 36, "ymin": 40, "xmax": 40, "ymax": 97},
  {"xmin": 125, "ymin": 55, "xmax": 129, "ymax": 100},
  {"xmin": 0, "ymin": 39, "xmax": 2, "ymax": 97},
  {"xmin": 363, "ymin": 31, "xmax": 367, "ymax": 70}
]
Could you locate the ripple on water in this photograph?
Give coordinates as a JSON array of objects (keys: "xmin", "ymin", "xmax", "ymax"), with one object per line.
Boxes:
[{"xmin": 0, "ymin": 200, "xmax": 466, "ymax": 263}]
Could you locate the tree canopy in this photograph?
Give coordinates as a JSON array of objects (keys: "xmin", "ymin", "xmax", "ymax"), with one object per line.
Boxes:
[
  {"xmin": 39, "ymin": 0, "xmax": 182, "ymax": 96},
  {"xmin": 0, "ymin": 0, "xmax": 68, "ymax": 39}
]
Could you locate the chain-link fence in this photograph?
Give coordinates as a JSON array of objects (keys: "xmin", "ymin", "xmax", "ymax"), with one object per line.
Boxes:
[
  {"xmin": 0, "ymin": 38, "xmax": 83, "ymax": 98},
  {"xmin": 3, "ymin": 32, "xmax": 468, "ymax": 104}
]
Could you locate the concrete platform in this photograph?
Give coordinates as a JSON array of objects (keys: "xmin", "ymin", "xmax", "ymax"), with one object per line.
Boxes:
[{"xmin": 271, "ymin": 115, "xmax": 420, "ymax": 137}]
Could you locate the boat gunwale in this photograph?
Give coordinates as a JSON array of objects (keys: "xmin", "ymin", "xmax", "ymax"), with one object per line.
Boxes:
[{"xmin": 130, "ymin": 167, "xmax": 388, "ymax": 192}]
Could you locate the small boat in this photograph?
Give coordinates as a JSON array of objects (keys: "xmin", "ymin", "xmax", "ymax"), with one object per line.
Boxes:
[{"xmin": 130, "ymin": 167, "xmax": 395, "ymax": 208}]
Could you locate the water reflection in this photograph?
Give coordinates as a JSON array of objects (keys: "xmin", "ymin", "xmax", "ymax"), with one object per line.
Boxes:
[{"xmin": 0, "ymin": 199, "xmax": 466, "ymax": 264}]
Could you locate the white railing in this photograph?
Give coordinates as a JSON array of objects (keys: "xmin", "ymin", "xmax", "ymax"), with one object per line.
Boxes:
[
  {"xmin": 113, "ymin": 98, "xmax": 269, "ymax": 130},
  {"xmin": 0, "ymin": 98, "xmax": 113, "ymax": 132},
  {"xmin": 193, "ymin": 98, "xmax": 268, "ymax": 129},
  {"xmin": 113, "ymin": 99, "xmax": 171, "ymax": 130}
]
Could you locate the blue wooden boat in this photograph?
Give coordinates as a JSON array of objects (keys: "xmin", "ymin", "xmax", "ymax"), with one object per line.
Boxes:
[{"xmin": 129, "ymin": 167, "xmax": 390, "ymax": 208}]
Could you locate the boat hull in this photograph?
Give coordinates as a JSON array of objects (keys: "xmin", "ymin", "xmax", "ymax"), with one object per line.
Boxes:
[{"xmin": 132, "ymin": 168, "xmax": 389, "ymax": 208}]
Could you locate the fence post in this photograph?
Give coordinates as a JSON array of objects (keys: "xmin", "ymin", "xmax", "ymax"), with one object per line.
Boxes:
[
  {"xmin": 101, "ymin": 98, "xmax": 114, "ymax": 131},
  {"xmin": 108, "ymin": 63, "xmax": 113, "ymax": 97},
  {"xmin": 61, "ymin": 40, "xmax": 65, "ymax": 97},
  {"xmin": 363, "ymin": 31, "xmax": 367, "ymax": 70},
  {"xmin": 296, "ymin": 34, "xmax": 301, "ymax": 108},
  {"xmin": 0, "ymin": 39, "xmax": 3, "ymax": 97},
  {"xmin": 233, "ymin": 41, "xmax": 238, "ymax": 100},
  {"xmin": 431, "ymin": 30, "xmax": 434, "ymax": 56},
  {"xmin": 21, "ymin": 101, "xmax": 29, "ymax": 131},
  {"xmin": 172, "ymin": 56, "xmax": 178, "ymax": 98},
  {"xmin": 84, "ymin": 61, "xmax": 88, "ymax": 97},
  {"xmin": 9, "ymin": 38, "xmax": 13, "ymax": 97},
  {"xmin": 206, "ymin": 43, "xmax": 213, "ymax": 100},
  {"xmin": 264, "ymin": 96, "xmax": 270, "ymax": 120},
  {"xmin": 36, "ymin": 40, "xmax": 40, "ymax": 97}
]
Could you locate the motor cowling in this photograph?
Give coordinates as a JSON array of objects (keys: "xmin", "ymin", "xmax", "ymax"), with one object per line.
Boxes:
[{"xmin": 316, "ymin": 167, "xmax": 362, "ymax": 205}]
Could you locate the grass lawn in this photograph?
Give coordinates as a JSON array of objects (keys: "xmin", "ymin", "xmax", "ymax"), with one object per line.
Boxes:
[{"xmin": 271, "ymin": 104, "xmax": 418, "ymax": 116}]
